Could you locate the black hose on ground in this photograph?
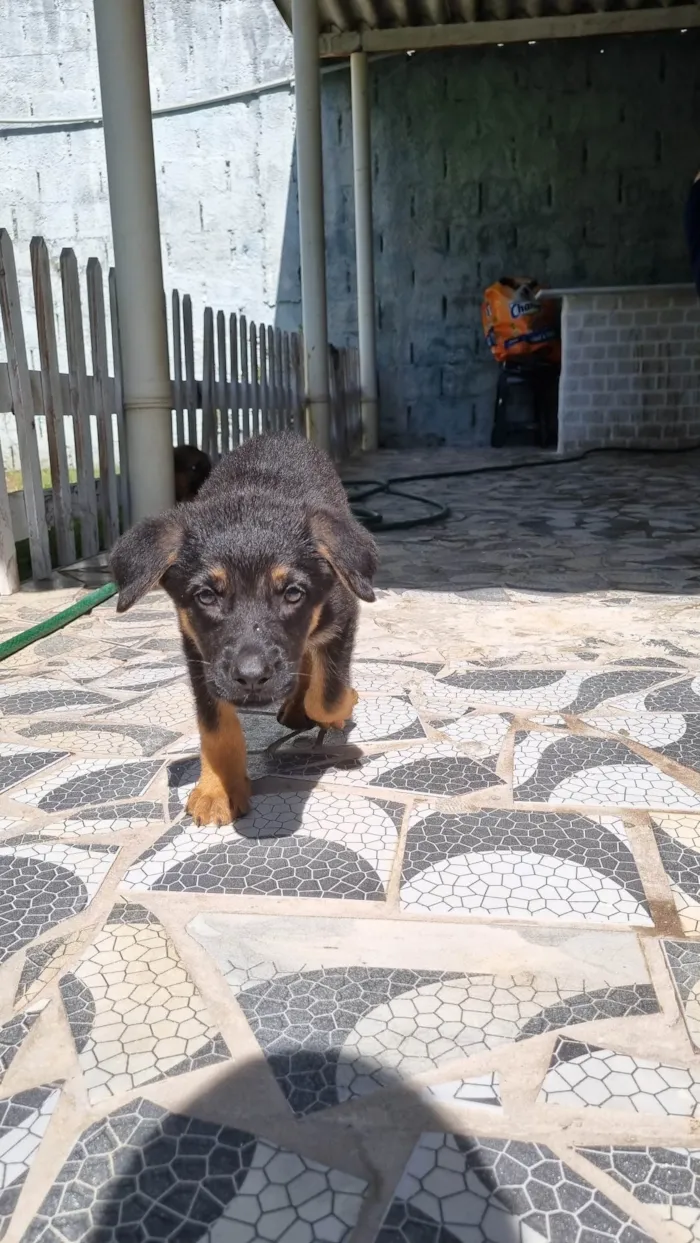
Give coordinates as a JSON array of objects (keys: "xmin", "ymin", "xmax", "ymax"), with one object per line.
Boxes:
[{"xmin": 343, "ymin": 443, "xmax": 700, "ymax": 532}]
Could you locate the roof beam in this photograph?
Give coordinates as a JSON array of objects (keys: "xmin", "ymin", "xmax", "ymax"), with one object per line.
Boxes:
[
  {"xmin": 321, "ymin": 0, "xmax": 352, "ymax": 29},
  {"xmin": 423, "ymin": 0, "xmax": 449, "ymax": 21},
  {"xmin": 387, "ymin": 0, "xmax": 411, "ymax": 23},
  {"xmin": 353, "ymin": 0, "xmax": 379, "ymax": 24},
  {"xmin": 454, "ymin": 0, "xmax": 477, "ymax": 17},
  {"xmin": 319, "ymin": 3, "xmax": 700, "ymax": 53}
]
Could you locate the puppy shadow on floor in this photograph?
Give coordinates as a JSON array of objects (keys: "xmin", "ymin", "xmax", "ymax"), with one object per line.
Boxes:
[{"xmin": 155, "ymin": 715, "xmax": 386, "ymax": 901}]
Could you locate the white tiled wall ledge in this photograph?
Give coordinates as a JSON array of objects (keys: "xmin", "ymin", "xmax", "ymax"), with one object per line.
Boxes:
[{"xmin": 539, "ymin": 283, "xmax": 696, "ymax": 298}]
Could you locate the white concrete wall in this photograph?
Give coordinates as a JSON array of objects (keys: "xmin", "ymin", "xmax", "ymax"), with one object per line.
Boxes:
[{"xmin": 0, "ymin": 0, "xmax": 301, "ymax": 382}]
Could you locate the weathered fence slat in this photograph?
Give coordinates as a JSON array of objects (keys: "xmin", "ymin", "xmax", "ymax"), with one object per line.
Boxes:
[
  {"xmin": 239, "ymin": 315, "xmax": 250, "ymax": 441},
  {"xmin": 249, "ymin": 323, "xmax": 260, "ymax": 439},
  {"xmin": 30, "ymin": 236, "xmax": 76, "ymax": 567},
  {"xmin": 259, "ymin": 327, "xmax": 269, "ymax": 435},
  {"xmin": 291, "ymin": 332, "xmax": 303, "ymax": 437},
  {"xmin": 172, "ymin": 290, "xmax": 185, "ymax": 447},
  {"xmin": 273, "ymin": 329, "xmax": 281, "ymax": 432},
  {"xmin": 0, "ymin": 232, "xmax": 364, "ymax": 591},
  {"xmin": 217, "ymin": 310, "xmax": 229, "ymax": 455},
  {"xmin": 270, "ymin": 326, "xmax": 279, "ymax": 431},
  {"xmin": 329, "ymin": 347, "xmax": 339, "ymax": 460},
  {"xmin": 343, "ymin": 351, "xmax": 350, "ymax": 457},
  {"xmin": 282, "ymin": 332, "xmax": 292, "ymax": 431},
  {"xmin": 202, "ymin": 307, "xmax": 216, "ymax": 459},
  {"xmin": 229, "ymin": 313, "xmax": 240, "ymax": 447},
  {"xmin": 0, "ymin": 439, "xmax": 19, "ymax": 595},
  {"xmin": 280, "ymin": 332, "xmax": 288, "ymax": 430},
  {"xmin": 264, "ymin": 325, "xmax": 274, "ymax": 433},
  {"xmin": 109, "ymin": 267, "xmax": 130, "ymax": 529},
  {"xmin": 60, "ymin": 248, "xmax": 99, "ymax": 559},
  {"xmin": 86, "ymin": 258, "xmax": 119, "ymax": 547},
  {"xmin": 0, "ymin": 229, "xmax": 53, "ymax": 580},
  {"xmin": 351, "ymin": 348, "xmax": 362, "ymax": 452},
  {"xmin": 272, "ymin": 328, "xmax": 279, "ymax": 429},
  {"xmin": 183, "ymin": 294, "xmax": 197, "ymax": 446}
]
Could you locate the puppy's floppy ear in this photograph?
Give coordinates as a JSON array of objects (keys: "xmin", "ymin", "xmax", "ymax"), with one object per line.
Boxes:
[
  {"xmin": 109, "ymin": 512, "xmax": 182, "ymax": 613},
  {"xmin": 310, "ymin": 509, "xmax": 378, "ymax": 603}
]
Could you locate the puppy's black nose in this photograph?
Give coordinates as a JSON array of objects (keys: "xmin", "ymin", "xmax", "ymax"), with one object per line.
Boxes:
[{"xmin": 232, "ymin": 647, "xmax": 274, "ymax": 693}]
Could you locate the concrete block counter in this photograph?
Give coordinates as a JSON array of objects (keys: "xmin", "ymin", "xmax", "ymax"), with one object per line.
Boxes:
[{"xmin": 539, "ymin": 284, "xmax": 700, "ymax": 453}]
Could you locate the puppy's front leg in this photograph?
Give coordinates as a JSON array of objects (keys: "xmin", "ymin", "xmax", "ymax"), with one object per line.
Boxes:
[
  {"xmin": 303, "ymin": 616, "xmax": 358, "ymax": 731},
  {"xmin": 181, "ymin": 633, "xmax": 251, "ymax": 826},
  {"xmin": 277, "ymin": 649, "xmax": 314, "ymax": 731}
]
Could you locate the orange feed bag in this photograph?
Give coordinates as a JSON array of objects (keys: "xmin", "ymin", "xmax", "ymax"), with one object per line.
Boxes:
[{"xmin": 482, "ymin": 279, "xmax": 560, "ymax": 365}]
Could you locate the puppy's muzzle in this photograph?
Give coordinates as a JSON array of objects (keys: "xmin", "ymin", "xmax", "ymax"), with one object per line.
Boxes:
[{"xmin": 211, "ymin": 643, "xmax": 291, "ymax": 706}]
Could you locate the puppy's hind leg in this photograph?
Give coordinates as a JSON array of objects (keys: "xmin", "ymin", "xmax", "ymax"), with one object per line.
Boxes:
[
  {"xmin": 180, "ymin": 632, "xmax": 251, "ymax": 826},
  {"xmin": 303, "ymin": 613, "xmax": 359, "ymax": 731}
]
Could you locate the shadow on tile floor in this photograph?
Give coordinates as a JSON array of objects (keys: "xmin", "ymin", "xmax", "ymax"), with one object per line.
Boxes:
[{"xmin": 4, "ymin": 1049, "xmax": 680, "ymax": 1243}]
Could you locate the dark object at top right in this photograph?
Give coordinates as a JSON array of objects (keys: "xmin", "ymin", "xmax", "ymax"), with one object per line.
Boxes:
[{"xmin": 174, "ymin": 444, "xmax": 212, "ymax": 503}]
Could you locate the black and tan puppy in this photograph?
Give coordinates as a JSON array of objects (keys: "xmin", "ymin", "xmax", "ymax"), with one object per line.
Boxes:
[
  {"xmin": 174, "ymin": 444, "xmax": 211, "ymax": 502},
  {"xmin": 110, "ymin": 433, "xmax": 378, "ymax": 826}
]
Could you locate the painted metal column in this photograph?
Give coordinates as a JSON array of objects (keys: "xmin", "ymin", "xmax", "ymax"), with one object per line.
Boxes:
[
  {"xmin": 93, "ymin": 0, "xmax": 174, "ymax": 523},
  {"xmin": 291, "ymin": 0, "xmax": 330, "ymax": 451},
  {"xmin": 350, "ymin": 52, "xmax": 379, "ymax": 452}
]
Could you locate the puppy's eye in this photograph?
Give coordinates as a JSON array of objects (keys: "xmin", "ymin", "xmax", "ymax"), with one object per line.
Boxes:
[
  {"xmin": 195, "ymin": 587, "xmax": 218, "ymax": 607},
  {"xmin": 284, "ymin": 585, "xmax": 305, "ymax": 604}
]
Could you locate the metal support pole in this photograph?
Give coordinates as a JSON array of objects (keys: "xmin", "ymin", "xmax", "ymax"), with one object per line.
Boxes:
[
  {"xmin": 350, "ymin": 52, "xmax": 379, "ymax": 453},
  {"xmin": 291, "ymin": 0, "xmax": 330, "ymax": 452},
  {"xmin": 93, "ymin": 0, "xmax": 174, "ymax": 523}
]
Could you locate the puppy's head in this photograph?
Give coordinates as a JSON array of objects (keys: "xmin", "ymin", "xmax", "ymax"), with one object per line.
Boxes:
[
  {"xmin": 173, "ymin": 445, "xmax": 211, "ymax": 503},
  {"xmin": 109, "ymin": 498, "xmax": 377, "ymax": 707}
]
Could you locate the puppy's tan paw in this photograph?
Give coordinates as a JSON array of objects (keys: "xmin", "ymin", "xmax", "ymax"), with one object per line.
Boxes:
[
  {"xmin": 187, "ymin": 776, "xmax": 251, "ymax": 826},
  {"xmin": 320, "ymin": 687, "xmax": 359, "ymax": 731}
]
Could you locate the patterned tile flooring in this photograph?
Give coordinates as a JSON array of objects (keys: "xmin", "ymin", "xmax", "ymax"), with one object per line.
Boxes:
[{"xmin": 7, "ymin": 451, "xmax": 700, "ymax": 1239}]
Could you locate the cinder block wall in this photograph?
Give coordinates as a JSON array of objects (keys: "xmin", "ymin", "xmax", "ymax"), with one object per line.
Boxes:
[
  {"xmin": 321, "ymin": 32, "xmax": 700, "ymax": 448},
  {"xmin": 558, "ymin": 291, "xmax": 700, "ymax": 452}
]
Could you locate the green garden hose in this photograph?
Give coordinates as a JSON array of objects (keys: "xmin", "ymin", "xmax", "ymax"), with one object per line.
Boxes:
[{"xmin": 0, "ymin": 582, "xmax": 116, "ymax": 662}]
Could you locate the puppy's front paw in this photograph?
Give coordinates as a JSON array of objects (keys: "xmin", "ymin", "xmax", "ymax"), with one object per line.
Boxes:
[
  {"xmin": 187, "ymin": 775, "xmax": 251, "ymax": 826},
  {"xmin": 278, "ymin": 698, "xmax": 315, "ymax": 731},
  {"xmin": 330, "ymin": 686, "xmax": 359, "ymax": 729},
  {"xmin": 309, "ymin": 686, "xmax": 358, "ymax": 731}
]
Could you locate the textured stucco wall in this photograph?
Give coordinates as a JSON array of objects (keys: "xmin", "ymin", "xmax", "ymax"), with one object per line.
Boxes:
[
  {"xmin": 0, "ymin": 0, "xmax": 299, "ymax": 378},
  {"xmin": 322, "ymin": 33, "xmax": 700, "ymax": 447}
]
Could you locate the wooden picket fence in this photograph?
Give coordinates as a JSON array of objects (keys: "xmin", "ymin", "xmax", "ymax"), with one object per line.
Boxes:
[
  {"xmin": 0, "ymin": 231, "xmax": 363, "ymax": 594},
  {"xmin": 170, "ymin": 292, "xmax": 362, "ymax": 460}
]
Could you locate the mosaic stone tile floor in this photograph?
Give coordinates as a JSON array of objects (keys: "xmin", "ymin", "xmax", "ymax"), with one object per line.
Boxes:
[{"xmin": 5, "ymin": 448, "xmax": 700, "ymax": 1239}]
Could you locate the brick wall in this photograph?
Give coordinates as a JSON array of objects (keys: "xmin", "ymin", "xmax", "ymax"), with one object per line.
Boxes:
[
  {"xmin": 557, "ymin": 290, "xmax": 700, "ymax": 452},
  {"xmin": 321, "ymin": 31, "xmax": 700, "ymax": 448}
]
